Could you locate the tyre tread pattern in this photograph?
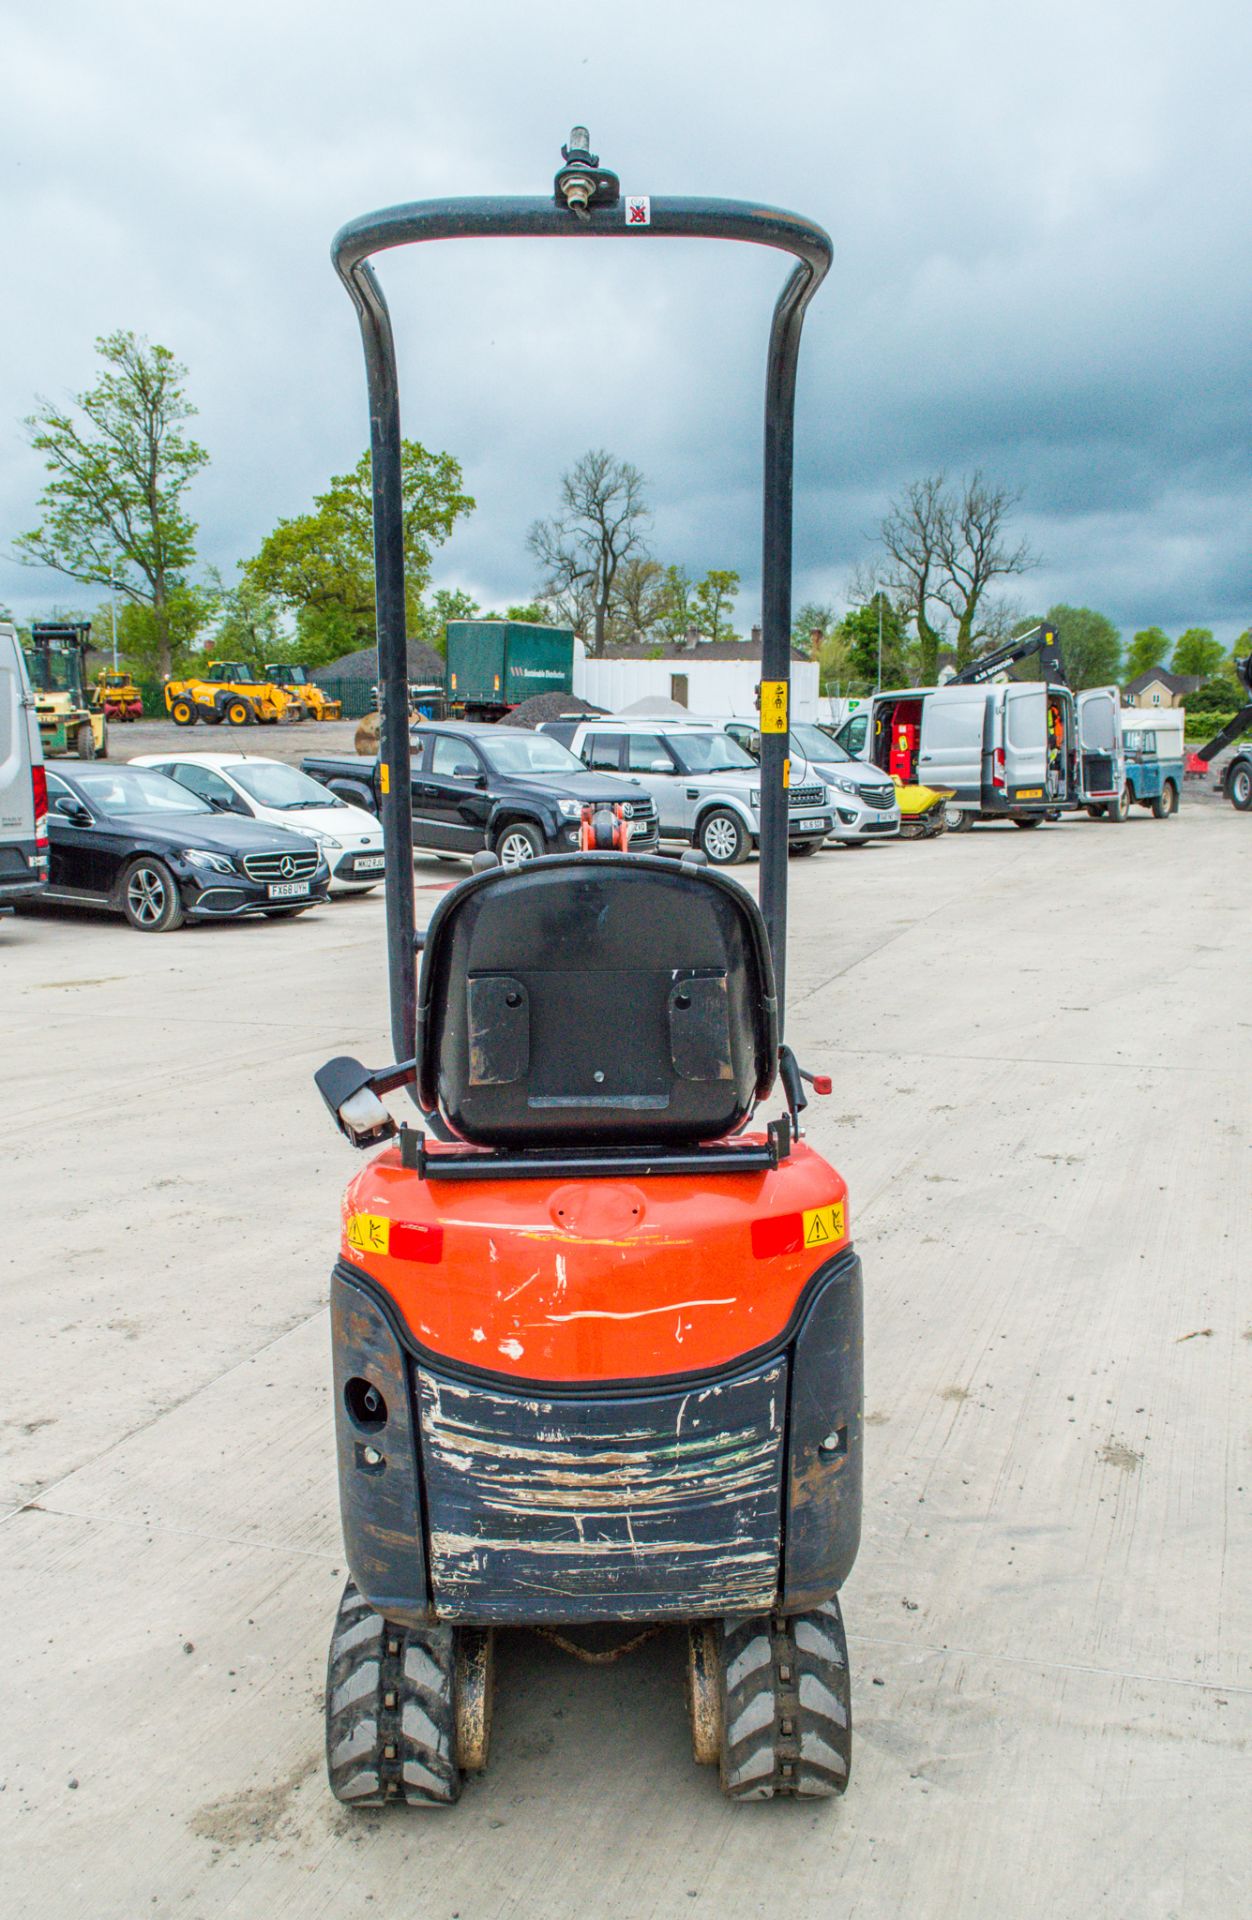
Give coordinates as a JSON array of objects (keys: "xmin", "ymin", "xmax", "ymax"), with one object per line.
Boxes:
[
  {"xmin": 325, "ymin": 1579, "xmax": 461, "ymax": 1808},
  {"xmin": 718, "ymin": 1598, "xmax": 852, "ymax": 1800}
]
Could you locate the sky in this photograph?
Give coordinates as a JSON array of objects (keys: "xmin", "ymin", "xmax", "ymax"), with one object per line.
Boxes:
[{"xmin": 2, "ymin": 0, "xmax": 1249, "ymax": 651}]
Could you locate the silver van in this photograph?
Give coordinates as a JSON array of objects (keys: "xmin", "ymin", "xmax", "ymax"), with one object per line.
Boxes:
[
  {"xmin": 0, "ymin": 623, "xmax": 49, "ymax": 912},
  {"xmin": 837, "ymin": 682, "xmax": 1123, "ymax": 829}
]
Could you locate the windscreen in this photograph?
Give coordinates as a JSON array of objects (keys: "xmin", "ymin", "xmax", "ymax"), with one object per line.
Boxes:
[
  {"xmin": 671, "ymin": 733, "xmax": 755, "ymax": 773},
  {"xmin": 73, "ymin": 767, "xmax": 210, "ymax": 815},
  {"xmin": 26, "ymin": 650, "xmax": 77, "ymax": 695},
  {"xmin": 231, "ymin": 762, "xmax": 343, "ymax": 809},
  {"xmin": 483, "ymin": 734, "xmax": 585, "ymax": 775},
  {"xmin": 791, "ymin": 722, "xmax": 852, "ymax": 763}
]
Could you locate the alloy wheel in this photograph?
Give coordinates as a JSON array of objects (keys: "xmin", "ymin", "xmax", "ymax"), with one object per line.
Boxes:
[{"xmin": 127, "ymin": 865, "xmax": 167, "ymax": 925}]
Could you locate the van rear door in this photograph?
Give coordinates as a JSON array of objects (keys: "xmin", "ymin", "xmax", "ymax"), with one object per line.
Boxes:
[
  {"xmin": 916, "ymin": 688, "xmax": 987, "ymax": 801},
  {"xmin": 1001, "ymin": 685, "xmax": 1048, "ymax": 802},
  {"xmin": 1, "ymin": 624, "xmax": 46, "ymax": 904},
  {"xmin": 1076, "ymin": 687, "xmax": 1123, "ymax": 802}
]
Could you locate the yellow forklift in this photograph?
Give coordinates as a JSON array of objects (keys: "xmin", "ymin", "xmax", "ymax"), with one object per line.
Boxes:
[
  {"xmin": 163, "ymin": 661, "xmax": 296, "ymax": 726},
  {"xmin": 25, "ymin": 623, "xmax": 108, "ymax": 759},
  {"xmin": 264, "ymin": 663, "xmax": 342, "ymax": 721}
]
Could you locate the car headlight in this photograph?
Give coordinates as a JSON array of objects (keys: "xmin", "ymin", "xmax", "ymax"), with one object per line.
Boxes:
[
  {"xmin": 558, "ymin": 800, "xmax": 584, "ymax": 820},
  {"xmin": 183, "ymin": 849, "xmax": 236, "ymax": 874},
  {"xmin": 305, "ymin": 830, "xmax": 343, "ymax": 850},
  {"xmin": 832, "ymin": 778, "xmax": 862, "ymax": 796}
]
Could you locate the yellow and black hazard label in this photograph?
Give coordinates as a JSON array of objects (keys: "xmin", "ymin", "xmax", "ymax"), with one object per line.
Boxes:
[
  {"xmin": 760, "ymin": 680, "xmax": 789, "ymax": 733},
  {"xmin": 802, "ymin": 1201, "xmax": 846, "ymax": 1248},
  {"xmin": 379, "ymin": 763, "xmax": 390, "ymax": 795},
  {"xmin": 346, "ymin": 1212, "xmax": 391, "ymax": 1255}
]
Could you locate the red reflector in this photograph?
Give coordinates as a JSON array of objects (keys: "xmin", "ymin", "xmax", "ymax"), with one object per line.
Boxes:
[
  {"xmin": 811, "ymin": 1075, "xmax": 832, "ymax": 1095},
  {"xmin": 751, "ymin": 1213, "xmax": 803, "ymax": 1258},
  {"xmin": 390, "ymin": 1221, "xmax": 443, "ymax": 1264}
]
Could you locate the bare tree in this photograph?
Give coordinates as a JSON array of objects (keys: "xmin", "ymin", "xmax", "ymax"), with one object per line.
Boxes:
[
  {"xmin": 611, "ymin": 554, "xmax": 665, "ymax": 642},
  {"xmin": 933, "ymin": 473, "xmax": 1037, "ymax": 669},
  {"xmin": 528, "ymin": 450, "xmax": 650, "ymax": 656},
  {"xmin": 876, "ymin": 472, "xmax": 1037, "ymax": 681}
]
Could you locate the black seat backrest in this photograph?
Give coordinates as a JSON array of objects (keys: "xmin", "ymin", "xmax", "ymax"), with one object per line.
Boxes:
[{"xmin": 417, "ymin": 854, "xmax": 777, "ymax": 1149}]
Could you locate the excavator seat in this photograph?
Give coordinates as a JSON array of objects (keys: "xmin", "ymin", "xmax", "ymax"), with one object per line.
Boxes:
[{"xmin": 416, "ymin": 853, "xmax": 777, "ymax": 1149}]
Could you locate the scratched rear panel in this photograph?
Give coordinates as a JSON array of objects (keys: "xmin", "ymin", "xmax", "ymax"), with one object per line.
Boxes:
[{"xmin": 416, "ymin": 1360, "xmax": 787, "ymax": 1622}]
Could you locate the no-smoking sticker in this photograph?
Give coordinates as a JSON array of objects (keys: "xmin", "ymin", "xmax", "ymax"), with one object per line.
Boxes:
[{"xmin": 626, "ymin": 195, "xmax": 651, "ymax": 226}]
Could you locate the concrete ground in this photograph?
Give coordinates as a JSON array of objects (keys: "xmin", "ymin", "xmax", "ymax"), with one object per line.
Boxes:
[{"xmin": 1, "ymin": 798, "xmax": 1247, "ymax": 1918}]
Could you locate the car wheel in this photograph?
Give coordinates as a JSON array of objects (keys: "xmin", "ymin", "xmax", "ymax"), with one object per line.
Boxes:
[
  {"xmin": 697, "ymin": 809, "xmax": 749, "ymax": 866},
  {"xmin": 75, "ymin": 722, "xmax": 96, "ymax": 760},
  {"xmin": 1109, "ymin": 783, "xmax": 1131, "ymax": 823},
  {"xmin": 225, "ymin": 698, "xmax": 252, "ymax": 726},
  {"xmin": 1085, "ymin": 805, "xmax": 1105, "ymax": 819},
  {"xmin": 1229, "ymin": 764, "xmax": 1252, "ymax": 811},
  {"xmin": 943, "ymin": 803, "xmax": 971, "ymax": 832},
  {"xmin": 1151, "ymin": 782, "xmax": 1177, "ymax": 819},
  {"xmin": 1012, "ymin": 816, "xmax": 1041, "ymax": 829},
  {"xmin": 170, "ymin": 698, "xmax": 196, "ymax": 727},
  {"xmin": 494, "ymin": 822, "xmax": 545, "ymax": 868},
  {"xmin": 121, "ymin": 857, "xmax": 185, "ymax": 932},
  {"xmin": 789, "ymin": 840, "xmax": 821, "ymax": 857}
]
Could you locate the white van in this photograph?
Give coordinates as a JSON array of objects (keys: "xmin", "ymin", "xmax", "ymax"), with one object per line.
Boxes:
[
  {"xmin": 837, "ymin": 682, "xmax": 1123, "ymax": 829},
  {"xmin": 0, "ymin": 623, "xmax": 48, "ymax": 912}
]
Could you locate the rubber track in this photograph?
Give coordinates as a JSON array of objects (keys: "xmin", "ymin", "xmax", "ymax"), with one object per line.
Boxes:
[
  {"xmin": 718, "ymin": 1599, "xmax": 852, "ymax": 1799},
  {"xmin": 324, "ymin": 1580, "xmax": 461, "ymax": 1807}
]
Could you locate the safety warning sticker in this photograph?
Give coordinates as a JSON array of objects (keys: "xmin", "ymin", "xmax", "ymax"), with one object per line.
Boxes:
[
  {"xmin": 626, "ymin": 195, "xmax": 651, "ymax": 226},
  {"xmin": 346, "ymin": 1212, "xmax": 391, "ymax": 1255},
  {"xmin": 802, "ymin": 1202, "xmax": 846, "ymax": 1248},
  {"xmin": 760, "ymin": 680, "xmax": 788, "ymax": 732}
]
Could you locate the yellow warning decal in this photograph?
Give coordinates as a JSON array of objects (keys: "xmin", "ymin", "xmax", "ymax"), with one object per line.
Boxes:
[
  {"xmin": 802, "ymin": 1202, "xmax": 846, "ymax": 1249},
  {"xmin": 782, "ymin": 757, "xmax": 791, "ymax": 789},
  {"xmin": 380, "ymin": 763, "xmax": 390, "ymax": 795},
  {"xmin": 760, "ymin": 680, "xmax": 789, "ymax": 733},
  {"xmin": 346, "ymin": 1212, "xmax": 391, "ymax": 1255}
]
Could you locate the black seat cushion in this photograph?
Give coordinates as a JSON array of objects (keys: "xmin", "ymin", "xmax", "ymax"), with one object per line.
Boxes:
[{"xmin": 417, "ymin": 854, "xmax": 777, "ymax": 1148}]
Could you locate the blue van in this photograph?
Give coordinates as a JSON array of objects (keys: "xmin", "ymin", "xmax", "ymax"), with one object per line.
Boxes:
[{"xmin": 1105, "ymin": 709, "xmax": 1183, "ymax": 820}]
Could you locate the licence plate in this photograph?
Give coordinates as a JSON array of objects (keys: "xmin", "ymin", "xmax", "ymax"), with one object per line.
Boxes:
[
  {"xmin": 267, "ymin": 881, "xmax": 311, "ymax": 899},
  {"xmin": 796, "ymin": 816, "xmax": 826, "ymax": 830},
  {"xmin": 628, "ymin": 819, "xmax": 652, "ymax": 838},
  {"xmin": 355, "ymin": 856, "xmax": 385, "ymax": 871},
  {"xmin": 1015, "ymin": 788, "xmax": 1043, "ymax": 800}
]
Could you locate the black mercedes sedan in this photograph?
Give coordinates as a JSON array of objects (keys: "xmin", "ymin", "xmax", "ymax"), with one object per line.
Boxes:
[{"xmin": 34, "ymin": 764, "xmax": 331, "ymax": 931}]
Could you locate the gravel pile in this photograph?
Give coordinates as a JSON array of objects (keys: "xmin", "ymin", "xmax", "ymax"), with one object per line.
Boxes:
[{"xmin": 506, "ymin": 691, "xmax": 606, "ymax": 730}]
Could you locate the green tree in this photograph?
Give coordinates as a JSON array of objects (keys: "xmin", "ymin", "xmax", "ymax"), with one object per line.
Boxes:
[
  {"xmin": 206, "ymin": 568, "xmax": 286, "ymax": 662},
  {"xmin": 527, "ymin": 450, "xmax": 650, "ymax": 656},
  {"xmin": 792, "ymin": 602, "xmax": 836, "ymax": 655},
  {"xmin": 245, "ymin": 442, "xmax": 474, "ymax": 661},
  {"xmin": 1124, "ymin": 626, "xmax": 1171, "ymax": 680},
  {"xmin": 692, "ymin": 569, "xmax": 740, "ymax": 643},
  {"xmin": 1171, "ymin": 627, "xmax": 1226, "ymax": 679},
  {"xmin": 16, "ymin": 330, "xmax": 209, "ymax": 678},
  {"xmin": 1046, "ymin": 604, "xmax": 1122, "ymax": 690},
  {"xmin": 608, "ymin": 556, "xmax": 665, "ymax": 642},
  {"xmin": 503, "ymin": 601, "xmax": 548, "ymax": 624},
  {"xmin": 835, "ymin": 593, "xmax": 908, "ymax": 692},
  {"xmin": 653, "ymin": 565, "xmax": 697, "ymax": 645}
]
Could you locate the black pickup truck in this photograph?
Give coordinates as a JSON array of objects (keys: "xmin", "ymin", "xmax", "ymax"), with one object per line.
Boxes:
[{"xmin": 302, "ymin": 720, "xmax": 660, "ymax": 866}]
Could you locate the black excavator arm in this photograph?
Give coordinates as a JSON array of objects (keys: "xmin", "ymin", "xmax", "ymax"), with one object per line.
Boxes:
[
  {"xmin": 1187, "ymin": 656, "xmax": 1252, "ymax": 769},
  {"xmin": 950, "ymin": 623, "xmax": 1069, "ymax": 688}
]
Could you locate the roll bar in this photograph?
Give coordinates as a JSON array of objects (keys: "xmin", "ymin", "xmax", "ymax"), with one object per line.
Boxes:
[{"xmin": 332, "ymin": 134, "xmax": 832, "ymax": 1088}]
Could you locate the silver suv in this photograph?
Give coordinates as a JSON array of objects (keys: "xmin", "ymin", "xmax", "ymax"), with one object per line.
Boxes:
[{"xmin": 538, "ymin": 718, "xmax": 833, "ymax": 864}]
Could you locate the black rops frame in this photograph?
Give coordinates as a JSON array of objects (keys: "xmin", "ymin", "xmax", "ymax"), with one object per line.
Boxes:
[{"xmin": 332, "ymin": 157, "xmax": 832, "ymax": 1089}]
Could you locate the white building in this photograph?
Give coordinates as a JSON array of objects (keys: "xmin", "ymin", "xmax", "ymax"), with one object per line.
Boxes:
[{"xmin": 573, "ymin": 638, "xmax": 820, "ymax": 720}]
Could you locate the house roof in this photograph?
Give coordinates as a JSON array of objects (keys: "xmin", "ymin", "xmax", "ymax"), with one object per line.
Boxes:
[
  {"xmin": 1123, "ymin": 667, "xmax": 1203, "ymax": 696},
  {"xmin": 599, "ymin": 640, "xmax": 812, "ymax": 663}
]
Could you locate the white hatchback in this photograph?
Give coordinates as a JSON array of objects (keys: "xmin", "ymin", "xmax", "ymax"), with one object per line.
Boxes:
[{"xmin": 130, "ymin": 752, "xmax": 386, "ymax": 892}]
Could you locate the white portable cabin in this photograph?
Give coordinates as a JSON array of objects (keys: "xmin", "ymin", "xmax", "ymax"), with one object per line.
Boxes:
[{"xmin": 573, "ymin": 640, "xmax": 820, "ymax": 722}]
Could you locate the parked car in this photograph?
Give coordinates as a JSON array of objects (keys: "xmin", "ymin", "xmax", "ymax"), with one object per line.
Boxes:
[
  {"xmin": 131, "ymin": 752, "xmax": 385, "ymax": 892},
  {"xmin": 1, "ymin": 621, "xmax": 48, "ymax": 915},
  {"xmin": 302, "ymin": 722, "xmax": 660, "ymax": 867},
  {"xmin": 31, "ymin": 763, "xmax": 330, "ymax": 931},
  {"xmin": 714, "ymin": 716, "xmax": 901, "ymax": 846},
  {"xmin": 537, "ymin": 718, "xmax": 833, "ymax": 863},
  {"xmin": 1105, "ymin": 711, "xmax": 1183, "ymax": 820}
]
